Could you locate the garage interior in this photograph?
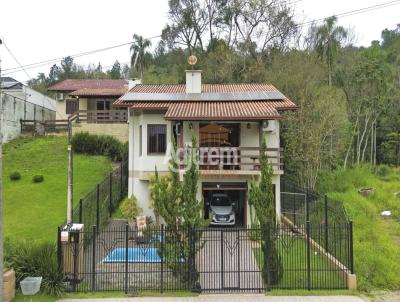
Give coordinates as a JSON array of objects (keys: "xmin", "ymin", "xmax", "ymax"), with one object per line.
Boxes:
[{"xmin": 202, "ymin": 182, "xmax": 248, "ymax": 226}]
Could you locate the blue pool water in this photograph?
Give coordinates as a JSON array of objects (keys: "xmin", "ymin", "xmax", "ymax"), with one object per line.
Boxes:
[{"xmin": 103, "ymin": 247, "xmax": 161, "ymax": 263}]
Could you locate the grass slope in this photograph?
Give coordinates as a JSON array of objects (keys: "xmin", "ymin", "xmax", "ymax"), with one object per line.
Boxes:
[
  {"xmin": 4, "ymin": 136, "xmax": 112, "ymax": 242},
  {"xmin": 318, "ymin": 166, "xmax": 400, "ymax": 291}
]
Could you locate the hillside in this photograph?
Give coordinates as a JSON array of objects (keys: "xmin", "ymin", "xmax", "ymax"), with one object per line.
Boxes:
[
  {"xmin": 3, "ymin": 136, "xmax": 112, "ymax": 242},
  {"xmin": 318, "ymin": 166, "xmax": 400, "ymax": 291}
]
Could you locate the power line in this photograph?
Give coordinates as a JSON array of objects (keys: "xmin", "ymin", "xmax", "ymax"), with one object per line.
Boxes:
[
  {"xmin": 297, "ymin": 0, "xmax": 400, "ymax": 27},
  {"xmin": 1, "ymin": 41, "xmax": 63, "ymax": 116},
  {"xmin": 2, "ymin": 41, "xmax": 32, "ymax": 79},
  {"xmin": 3, "ymin": 34, "xmax": 161, "ymax": 75},
  {"xmin": 4, "ymin": 0, "xmax": 400, "ymax": 76}
]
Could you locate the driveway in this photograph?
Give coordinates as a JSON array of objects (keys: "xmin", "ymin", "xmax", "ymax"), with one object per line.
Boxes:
[
  {"xmin": 195, "ymin": 229, "xmax": 263, "ymax": 292},
  {"xmin": 58, "ymin": 294, "xmax": 366, "ymax": 302}
]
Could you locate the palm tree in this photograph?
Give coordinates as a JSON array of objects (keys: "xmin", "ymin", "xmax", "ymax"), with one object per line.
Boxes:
[
  {"xmin": 314, "ymin": 16, "xmax": 347, "ymax": 86},
  {"xmin": 130, "ymin": 34, "xmax": 152, "ymax": 79}
]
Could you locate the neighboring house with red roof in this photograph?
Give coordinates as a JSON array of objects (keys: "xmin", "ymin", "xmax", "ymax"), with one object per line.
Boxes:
[
  {"xmin": 116, "ymin": 70, "xmax": 297, "ymax": 224},
  {"xmin": 48, "ymin": 79, "xmax": 139, "ymax": 141}
]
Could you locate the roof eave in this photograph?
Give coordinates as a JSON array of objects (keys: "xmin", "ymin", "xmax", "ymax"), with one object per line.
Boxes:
[{"xmin": 164, "ymin": 116, "xmax": 282, "ymax": 121}]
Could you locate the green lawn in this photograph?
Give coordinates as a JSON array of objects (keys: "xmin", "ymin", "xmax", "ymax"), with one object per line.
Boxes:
[
  {"xmin": 253, "ymin": 238, "xmax": 346, "ymax": 290},
  {"xmin": 318, "ymin": 166, "xmax": 400, "ymax": 291},
  {"xmin": 4, "ymin": 136, "xmax": 112, "ymax": 243}
]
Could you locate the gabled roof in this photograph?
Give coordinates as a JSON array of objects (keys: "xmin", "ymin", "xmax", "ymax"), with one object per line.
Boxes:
[
  {"xmin": 129, "ymin": 83, "xmax": 279, "ymax": 93},
  {"xmin": 114, "ymin": 83, "xmax": 297, "ymax": 120},
  {"xmin": 48, "ymin": 79, "xmax": 128, "ymax": 93},
  {"xmin": 0, "ymin": 77, "xmax": 23, "ymax": 90},
  {"xmin": 69, "ymin": 88, "xmax": 128, "ymax": 97}
]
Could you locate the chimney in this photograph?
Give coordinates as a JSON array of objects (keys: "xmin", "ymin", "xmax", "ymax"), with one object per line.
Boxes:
[
  {"xmin": 128, "ymin": 78, "xmax": 141, "ymax": 90},
  {"xmin": 185, "ymin": 70, "xmax": 202, "ymax": 94}
]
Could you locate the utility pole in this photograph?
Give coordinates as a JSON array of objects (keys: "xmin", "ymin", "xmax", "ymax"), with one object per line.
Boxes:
[
  {"xmin": 67, "ymin": 118, "xmax": 73, "ymax": 226},
  {"xmin": 0, "ymin": 37, "xmax": 4, "ymax": 302}
]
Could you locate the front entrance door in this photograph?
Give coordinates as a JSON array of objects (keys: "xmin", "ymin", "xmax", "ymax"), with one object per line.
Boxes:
[{"xmin": 195, "ymin": 227, "xmax": 264, "ymax": 292}]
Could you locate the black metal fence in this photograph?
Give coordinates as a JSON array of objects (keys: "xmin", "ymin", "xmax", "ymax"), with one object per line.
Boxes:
[
  {"xmin": 71, "ymin": 160, "xmax": 128, "ymax": 232},
  {"xmin": 280, "ymin": 181, "xmax": 352, "ymax": 278},
  {"xmin": 281, "ymin": 181, "xmax": 349, "ymax": 226},
  {"xmin": 58, "ymin": 223, "xmax": 353, "ymax": 293}
]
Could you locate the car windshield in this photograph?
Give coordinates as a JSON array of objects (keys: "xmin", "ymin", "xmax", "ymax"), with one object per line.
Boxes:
[{"xmin": 211, "ymin": 195, "xmax": 231, "ymax": 207}]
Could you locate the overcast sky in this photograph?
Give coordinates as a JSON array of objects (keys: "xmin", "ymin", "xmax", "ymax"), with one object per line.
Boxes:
[{"xmin": 0, "ymin": 0, "xmax": 399, "ymax": 83}]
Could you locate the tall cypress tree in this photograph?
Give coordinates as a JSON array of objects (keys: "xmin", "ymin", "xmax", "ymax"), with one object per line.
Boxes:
[{"xmin": 249, "ymin": 132, "xmax": 282, "ymax": 285}]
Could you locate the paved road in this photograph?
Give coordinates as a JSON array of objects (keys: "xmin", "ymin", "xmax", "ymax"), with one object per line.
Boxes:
[{"xmin": 58, "ymin": 294, "xmax": 366, "ymax": 302}]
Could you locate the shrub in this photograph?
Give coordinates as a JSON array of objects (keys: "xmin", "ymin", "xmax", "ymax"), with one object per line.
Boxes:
[
  {"xmin": 9, "ymin": 171, "xmax": 21, "ymax": 181},
  {"xmin": 5, "ymin": 240, "xmax": 65, "ymax": 296},
  {"xmin": 32, "ymin": 175, "xmax": 44, "ymax": 183},
  {"xmin": 374, "ymin": 165, "xmax": 391, "ymax": 177},
  {"xmin": 120, "ymin": 196, "xmax": 141, "ymax": 225},
  {"xmin": 71, "ymin": 132, "xmax": 128, "ymax": 162}
]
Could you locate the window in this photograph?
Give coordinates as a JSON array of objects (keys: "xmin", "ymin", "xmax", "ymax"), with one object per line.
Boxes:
[
  {"xmin": 66, "ymin": 99, "xmax": 79, "ymax": 114},
  {"xmin": 147, "ymin": 125, "xmax": 166, "ymax": 154},
  {"xmin": 139, "ymin": 125, "xmax": 142, "ymax": 156},
  {"xmin": 96, "ymin": 100, "xmax": 111, "ymax": 110}
]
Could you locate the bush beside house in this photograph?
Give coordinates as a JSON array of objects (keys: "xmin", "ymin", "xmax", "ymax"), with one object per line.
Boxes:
[{"xmin": 71, "ymin": 132, "xmax": 128, "ymax": 162}]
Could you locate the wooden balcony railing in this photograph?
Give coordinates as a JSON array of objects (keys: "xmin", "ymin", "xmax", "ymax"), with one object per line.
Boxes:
[
  {"xmin": 76, "ymin": 110, "xmax": 128, "ymax": 123},
  {"xmin": 181, "ymin": 146, "xmax": 283, "ymax": 172}
]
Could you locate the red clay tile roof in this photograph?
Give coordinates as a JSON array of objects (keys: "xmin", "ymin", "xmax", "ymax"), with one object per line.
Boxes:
[
  {"xmin": 114, "ymin": 82, "xmax": 297, "ymax": 120},
  {"xmin": 48, "ymin": 79, "xmax": 128, "ymax": 92},
  {"xmin": 69, "ymin": 88, "xmax": 127, "ymax": 97},
  {"xmin": 129, "ymin": 83, "xmax": 279, "ymax": 93},
  {"xmin": 164, "ymin": 101, "xmax": 281, "ymax": 120},
  {"xmin": 129, "ymin": 102, "xmax": 170, "ymax": 110}
]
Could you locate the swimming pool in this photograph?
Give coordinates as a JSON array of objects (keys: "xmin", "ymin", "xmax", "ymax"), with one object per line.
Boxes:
[{"xmin": 102, "ymin": 247, "xmax": 162, "ymax": 263}]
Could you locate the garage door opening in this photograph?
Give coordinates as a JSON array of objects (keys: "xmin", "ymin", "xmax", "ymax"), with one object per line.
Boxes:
[{"xmin": 202, "ymin": 182, "xmax": 247, "ymax": 227}]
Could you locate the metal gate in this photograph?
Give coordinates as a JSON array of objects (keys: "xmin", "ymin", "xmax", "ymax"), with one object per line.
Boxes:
[{"xmin": 194, "ymin": 227, "xmax": 265, "ymax": 292}]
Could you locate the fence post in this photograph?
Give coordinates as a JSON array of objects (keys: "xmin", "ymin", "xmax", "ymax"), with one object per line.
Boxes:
[
  {"xmin": 79, "ymin": 199, "xmax": 83, "ymax": 224},
  {"xmin": 109, "ymin": 172, "xmax": 113, "ymax": 217},
  {"xmin": 96, "ymin": 184, "xmax": 100, "ymax": 229},
  {"xmin": 305, "ymin": 189, "xmax": 309, "ymax": 223},
  {"xmin": 324, "ymin": 195, "xmax": 329, "ymax": 252},
  {"xmin": 72, "ymin": 231, "xmax": 78, "ymax": 292},
  {"xmin": 124, "ymin": 223, "xmax": 129, "ymax": 294},
  {"xmin": 57, "ymin": 226, "xmax": 62, "ymax": 272},
  {"xmin": 189, "ymin": 227, "xmax": 197, "ymax": 291},
  {"xmin": 220, "ymin": 230, "xmax": 224, "ymax": 288},
  {"xmin": 91, "ymin": 225, "xmax": 97, "ymax": 292},
  {"xmin": 160, "ymin": 224, "xmax": 164, "ymax": 293},
  {"xmin": 306, "ymin": 221, "xmax": 311, "ymax": 290},
  {"xmin": 349, "ymin": 221, "xmax": 354, "ymax": 274},
  {"xmin": 263, "ymin": 224, "xmax": 271, "ymax": 291},
  {"xmin": 120, "ymin": 162, "xmax": 123, "ymax": 199}
]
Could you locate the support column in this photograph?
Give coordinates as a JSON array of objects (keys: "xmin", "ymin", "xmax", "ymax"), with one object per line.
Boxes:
[
  {"xmin": 273, "ymin": 175, "xmax": 281, "ymax": 223},
  {"xmin": 128, "ymin": 108, "xmax": 135, "ymax": 197}
]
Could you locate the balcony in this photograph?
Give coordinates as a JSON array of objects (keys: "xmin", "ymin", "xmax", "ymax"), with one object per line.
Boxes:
[
  {"xmin": 181, "ymin": 146, "xmax": 283, "ymax": 174},
  {"xmin": 76, "ymin": 110, "xmax": 128, "ymax": 123}
]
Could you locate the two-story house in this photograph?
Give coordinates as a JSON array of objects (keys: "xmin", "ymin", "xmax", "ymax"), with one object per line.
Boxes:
[
  {"xmin": 48, "ymin": 79, "xmax": 139, "ymax": 141},
  {"xmin": 115, "ymin": 70, "xmax": 296, "ymax": 225}
]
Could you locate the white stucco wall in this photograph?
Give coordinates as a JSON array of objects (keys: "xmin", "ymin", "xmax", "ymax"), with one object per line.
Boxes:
[
  {"xmin": 133, "ymin": 113, "xmax": 172, "ymax": 172},
  {"xmin": 128, "ymin": 111, "xmax": 173, "ymax": 216},
  {"xmin": 127, "ymin": 113, "xmax": 282, "ymax": 223}
]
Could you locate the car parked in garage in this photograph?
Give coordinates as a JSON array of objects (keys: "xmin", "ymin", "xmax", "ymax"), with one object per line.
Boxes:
[{"xmin": 209, "ymin": 193, "xmax": 236, "ymax": 226}]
